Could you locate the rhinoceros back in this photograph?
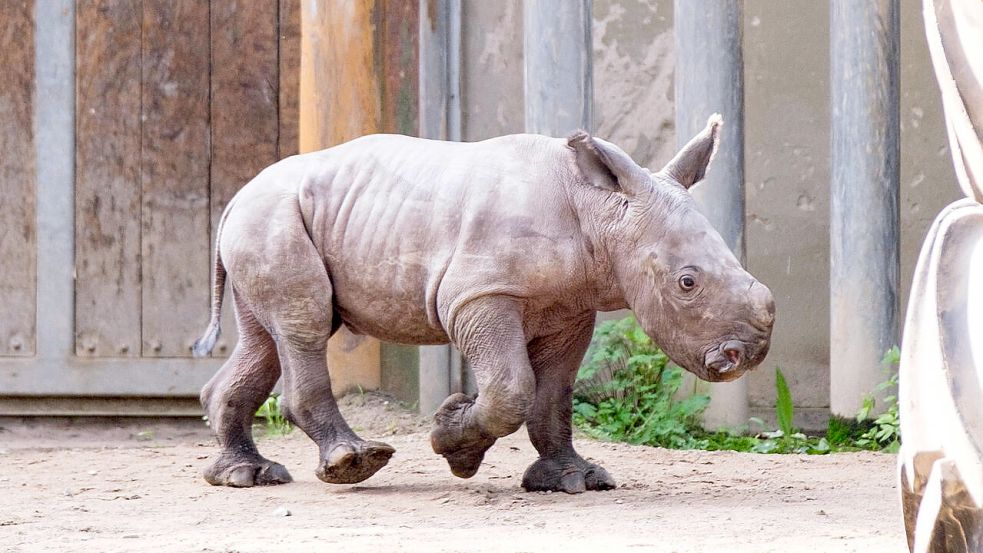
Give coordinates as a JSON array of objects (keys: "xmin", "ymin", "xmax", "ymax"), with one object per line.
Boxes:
[{"xmin": 290, "ymin": 134, "xmax": 587, "ymax": 344}]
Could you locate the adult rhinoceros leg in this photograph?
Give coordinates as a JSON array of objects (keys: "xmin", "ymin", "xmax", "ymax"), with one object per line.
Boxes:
[
  {"xmin": 431, "ymin": 298, "xmax": 535, "ymax": 478},
  {"xmin": 521, "ymin": 312, "xmax": 617, "ymax": 494},
  {"xmin": 200, "ymin": 289, "xmax": 291, "ymax": 487}
]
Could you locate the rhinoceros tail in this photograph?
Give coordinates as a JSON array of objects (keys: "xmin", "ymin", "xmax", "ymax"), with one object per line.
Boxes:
[{"xmin": 192, "ymin": 198, "xmax": 235, "ymax": 358}]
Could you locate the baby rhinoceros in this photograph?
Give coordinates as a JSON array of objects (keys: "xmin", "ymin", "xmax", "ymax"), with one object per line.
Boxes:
[{"xmin": 193, "ymin": 114, "xmax": 775, "ymax": 493}]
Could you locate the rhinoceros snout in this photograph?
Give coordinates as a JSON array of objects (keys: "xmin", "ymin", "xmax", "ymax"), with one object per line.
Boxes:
[{"xmin": 749, "ymin": 280, "xmax": 776, "ymax": 330}]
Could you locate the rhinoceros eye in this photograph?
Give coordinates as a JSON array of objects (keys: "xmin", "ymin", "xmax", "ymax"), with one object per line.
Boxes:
[{"xmin": 678, "ymin": 275, "xmax": 697, "ymax": 291}]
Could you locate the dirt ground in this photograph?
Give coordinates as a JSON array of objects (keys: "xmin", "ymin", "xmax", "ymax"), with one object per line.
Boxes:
[{"xmin": 0, "ymin": 393, "xmax": 906, "ymax": 553}]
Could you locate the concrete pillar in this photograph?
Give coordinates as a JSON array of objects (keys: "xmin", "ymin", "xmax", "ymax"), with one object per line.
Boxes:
[
  {"xmin": 674, "ymin": 0, "xmax": 747, "ymax": 429},
  {"xmin": 417, "ymin": 0, "xmax": 463, "ymax": 415},
  {"xmin": 829, "ymin": 0, "xmax": 900, "ymax": 417},
  {"xmin": 523, "ymin": 0, "xmax": 593, "ymax": 135},
  {"xmin": 299, "ymin": 0, "xmax": 381, "ymax": 394}
]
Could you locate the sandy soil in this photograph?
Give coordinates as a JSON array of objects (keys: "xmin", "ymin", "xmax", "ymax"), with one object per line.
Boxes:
[{"xmin": 0, "ymin": 393, "xmax": 907, "ymax": 553}]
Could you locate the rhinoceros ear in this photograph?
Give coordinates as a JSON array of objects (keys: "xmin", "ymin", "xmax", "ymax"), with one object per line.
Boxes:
[
  {"xmin": 658, "ymin": 114, "xmax": 722, "ymax": 189},
  {"xmin": 567, "ymin": 131, "xmax": 649, "ymax": 196}
]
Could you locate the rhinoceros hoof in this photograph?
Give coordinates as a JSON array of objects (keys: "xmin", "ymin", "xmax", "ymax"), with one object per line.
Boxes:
[
  {"xmin": 315, "ymin": 441, "xmax": 395, "ymax": 484},
  {"xmin": 203, "ymin": 455, "xmax": 293, "ymax": 488},
  {"xmin": 432, "ymin": 434, "xmax": 497, "ymax": 478},
  {"xmin": 521, "ymin": 457, "xmax": 616, "ymax": 494},
  {"xmin": 430, "ymin": 394, "xmax": 497, "ymax": 478}
]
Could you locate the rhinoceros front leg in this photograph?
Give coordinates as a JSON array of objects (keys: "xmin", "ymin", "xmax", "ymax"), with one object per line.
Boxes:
[
  {"xmin": 521, "ymin": 312, "xmax": 617, "ymax": 494},
  {"xmin": 430, "ymin": 298, "xmax": 535, "ymax": 478}
]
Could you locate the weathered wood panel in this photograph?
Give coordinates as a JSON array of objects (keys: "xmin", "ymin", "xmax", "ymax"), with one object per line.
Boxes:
[
  {"xmin": 300, "ymin": 0, "xmax": 381, "ymax": 152},
  {"xmin": 75, "ymin": 0, "xmax": 143, "ymax": 357},
  {"xmin": 209, "ymin": 0, "xmax": 280, "ymax": 355},
  {"xmin": 0, "ymin": 0, "xmax": 37, "ymax": 356},
  {"xmin": 278, "ymin": 0, "xmax": 301, "ymax": 158},
  {"xmin": 141, "ymin": 0, "xmax": 211, "ymax": 357},
  {"xmin": 378, "ymin": 0, "xmax": 419, "ymax": 136}
]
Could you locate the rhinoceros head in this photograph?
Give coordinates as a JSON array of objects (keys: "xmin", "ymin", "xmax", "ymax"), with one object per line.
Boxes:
[{"xmin": 568, "ymin": 115, "xmax": 774, "ymax": 382}]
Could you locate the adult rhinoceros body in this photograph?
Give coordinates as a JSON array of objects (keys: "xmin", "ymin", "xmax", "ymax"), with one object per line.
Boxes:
[{"xmin": 195, "ymin": 116, "xmax": 775, "ymax": 493}]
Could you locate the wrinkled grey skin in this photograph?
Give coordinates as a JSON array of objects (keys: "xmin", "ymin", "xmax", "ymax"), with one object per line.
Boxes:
[{"xmin": 194, "ymin": 115, "xmax": 775, "ymax": 493}]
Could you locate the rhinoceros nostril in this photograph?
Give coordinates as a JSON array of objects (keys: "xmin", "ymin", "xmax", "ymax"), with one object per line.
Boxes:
[{"xmin": 722, "ymin": 341, "xmax": 744, "ymax": 366}]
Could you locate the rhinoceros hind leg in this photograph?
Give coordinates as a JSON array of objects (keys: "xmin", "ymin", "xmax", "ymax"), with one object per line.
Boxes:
[
  {"xmin": 315, "ymin": 440, "xmax": 396, "ymax": 484},
  {"xmin": 200, "ymin": 292, "xmax": 287, "ymax": 487},
  {"xmin": 204, "ymin": 453, "xmax": 293, "ymax": 487},
  {"xmin": 225, "ymin": 196, "xmax": 394, "ymax": 485}
]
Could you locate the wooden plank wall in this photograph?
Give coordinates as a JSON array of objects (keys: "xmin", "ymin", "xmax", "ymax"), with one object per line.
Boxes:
[
  {"xmin": 74, "ymin": 0, "xmax": 301, "ymax": 358},
  {"xmin": 75, "ymin": 0, "xmax": 144, "ymax": 357},
  {"xmin": 279, "ymin": 0, "xmax": 301, "ymax": 158},
  {"xmin": 0, "ymin": 0, "xmax": 37, "ymax": 357},
  {"xmin": 140, "ymin": 0, "xmax": 211, "ymax": 358}
]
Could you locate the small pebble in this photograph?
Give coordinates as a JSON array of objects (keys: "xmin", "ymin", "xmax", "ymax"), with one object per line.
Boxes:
[
  {"xmin": 87, "ymin": 470, "xmax": 97, "ymax": 476},
  {"xmin": 273, "ymin": 506, "xmax": 292, "ymax": 517}
]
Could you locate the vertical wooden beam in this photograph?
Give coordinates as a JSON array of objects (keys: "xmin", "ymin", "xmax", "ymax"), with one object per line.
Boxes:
[
  {"xmin": 299, "ymin": 0, "xmax": 383, "ymax": 393},
  {"xmin": 35, "ymin": 0, "xmax": 75, "ymax": 360},
  {"xmin": 140, "ymin": 0, "xmax": 211, "ymax": 357},
  {"xmin": 675, "ymin": 0, "xmax": 747, "ymax": 429},
  {"xmin": 75, "ymin": 0, "xmax": 142, "ymax": 357},
  {"xmin": 278, "ymin": 0, "xmax": 301, "ymax": 159},
  {"xmin": 299, "ymin": 0, "xmax": 381, "ymax": 152},
  {"xmin": 829, "ymin": 0, "xmax": 900, "ymax": 417},
  {"xmin": 0, "ymin": 0, "xmax": 36, "ymax": 356},
  {"xmin": 523, "ymin": 0, "xmax": 593, "ymax": 135},
  {"xmin": 209, "ymin": 0, "xmax": 280, "ymax": 356}
]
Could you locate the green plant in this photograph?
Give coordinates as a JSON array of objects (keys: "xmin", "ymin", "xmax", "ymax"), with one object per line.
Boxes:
[
  {"xmin": 825, "ymin": 415, "xmax": 871, "ymax": 448},
  {"xmin": 572, "ymin": 316, "xmax": 710, "ymax": 449},
  {"xmin": 744, "ymin": 368, "xmax": 830, "ymax": 454},
  {"xmin": 854, "ymin": 346, "xmax": 901, "ymax": 452},
  {"xmin": 256, "ymin": 393, "xmax": 293, "ymax": 436},
  {"xmin": 572, "ymin": 318, "xmax": 899, "ymax": 456}
]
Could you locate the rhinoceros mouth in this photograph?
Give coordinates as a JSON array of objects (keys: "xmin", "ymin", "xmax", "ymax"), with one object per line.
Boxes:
[{"xmin": 702, "ymin": 340, "xmax": 755, "ymax": 382}]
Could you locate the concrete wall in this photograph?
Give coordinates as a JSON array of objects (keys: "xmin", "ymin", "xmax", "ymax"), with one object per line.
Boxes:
[
  {"xmin": 744, "ymin": 0, "xmax": 957, "ymax": 424},
  {"xmin": 458, "ymin": 0, "xmax": 959, "ymax": 425}
]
